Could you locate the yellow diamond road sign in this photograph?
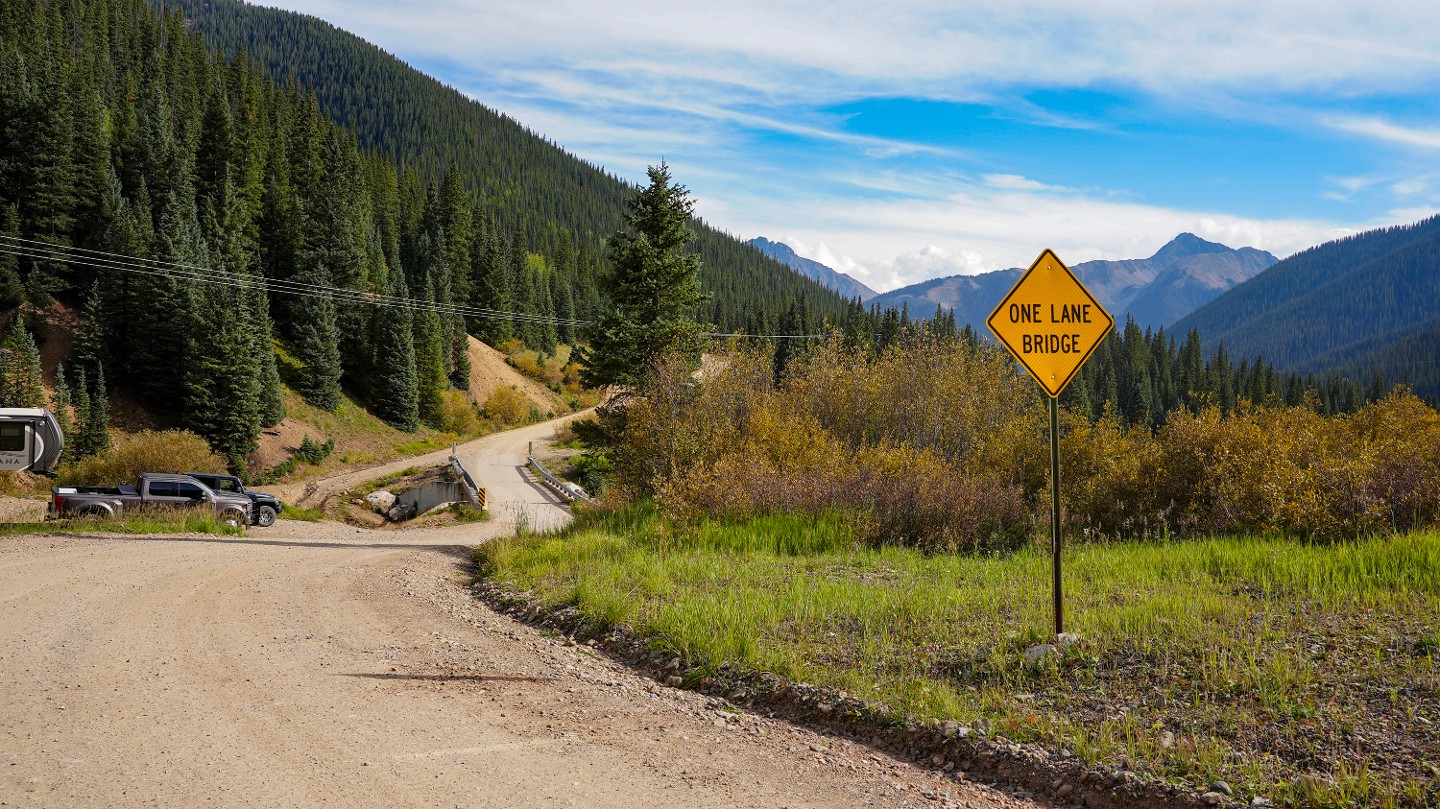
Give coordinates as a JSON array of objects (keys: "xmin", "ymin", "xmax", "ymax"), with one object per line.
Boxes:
[{"xmin": 987, "ymin": 249, "xmax": 1114, "ymax": 398}]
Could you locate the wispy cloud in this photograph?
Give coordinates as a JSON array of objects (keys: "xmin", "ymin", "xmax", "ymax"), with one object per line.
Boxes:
[
  {"xmin": 1328, "ymin": 117, "xmax": 1440, "ymax": 150},
  {"xmin": 269, "ymin": 0, "xmax": 1440, "ymax": 103},
  {"xmin": 983, "ymin": 174, "xmax": 1054, "ymax": 192}
]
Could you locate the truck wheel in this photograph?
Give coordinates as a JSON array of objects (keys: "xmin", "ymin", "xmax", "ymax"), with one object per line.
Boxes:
[
  {"xmin": 79, "ymin": 506, "xmax": 109, "ymax": 519},
  {"xmin": 253, "ymin": 505, "xmax": 277, "ymax": 528},
  {"xmin": 221, "ymin": 509, "xmax": 248, "ymax": 529}
]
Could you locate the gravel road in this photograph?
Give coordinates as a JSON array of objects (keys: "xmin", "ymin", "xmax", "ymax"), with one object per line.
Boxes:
[{"xmin": 0, "ymin": 417, "xmax": 1044, "ymax": 809}]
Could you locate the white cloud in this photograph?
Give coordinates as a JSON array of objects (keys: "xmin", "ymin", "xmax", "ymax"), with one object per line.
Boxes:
[
  {"xmin": 722, "ymin": 184, "xmax": 1364, "ymax": 292},
  {"xmin": 265, "ymin": 0, "xmax": 1440, "ymax": 106},
  {"xmin": 983, "ymin": 174, "xmax": 1052, "ymax": 191},
  {"xmin": 1328, "ymin": 117, "xmax": 1440, "ymax": 150}
]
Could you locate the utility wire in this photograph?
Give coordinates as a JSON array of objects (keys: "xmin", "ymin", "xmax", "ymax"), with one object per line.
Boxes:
[
  {"xmin": 0, "ymin": 235, "xmax": 830, "ymax": 339},
  {"xmin": 0, "ymin": 235, "xmax": 585, "ymax": 326}
]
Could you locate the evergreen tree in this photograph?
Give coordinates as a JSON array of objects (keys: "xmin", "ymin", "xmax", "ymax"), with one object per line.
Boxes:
[
  {"xmin": 511, "ymin": 235, "xmax": 537, "ymax": 348},
  {"xmin": 126, "ymin": 188, "xmax": 199, "ymax": 411},
  {"xmin": 251, "ymin": 282, "xmax": 285, "ymax": 427},
  {"xmin": 449, "ymin": 317, "xmax": 472, "ymax": 390},
  {"xmin": 185, "ymin": 279, "xmax": 262, "ymax": 461},
  {"xmin": 80, "ymin": 363, "xmax": 111, "ymax": 459},
  {"xmin": 50, "ymin": 363, "xmax": 74, "ymax": 465},
  {"xmin": 372, "ymin": 273, "xmax": 419, "ymax": 431},
  {"xmin": 72, "ymin": 365, "xmax": 91, "ymax": 461},
  {"xmin": 16, "ymin": 58, "xmax": 76, "ymax": 303},
  {"xmin": 0, "ymin": 204, "xmax": 26, "ymax": 310},
  {"xmin": 553, "ymin": 270, "xmax": 576, "ymax": 345},
  {"xmin": 72, "ymin": 281, "xmax": 107, "ymax": 380},
  {"xmin": 438, "ymin": 168, "xmax": 473, "ymax": 305},
  {"xmin": 291, "ymin": 283, "xmax": 343, "ymax": 410},
  {"xmin": 473, "ymin": 228, "xmax": 514, "ymax": 344},
  {"xmin": 536, "ymin": 267, "xmax": 558, "ymax": 354},
  {"xmin": 580, "ymin": 162, "xmax": 709, "ymax": 388},
  {"xmin": 3, "ymin": 317, "xmax": 45, "ymax": 408},
  {"xmin": 413, "ymin": 271, "xmax": 448, "ymax": 427}
]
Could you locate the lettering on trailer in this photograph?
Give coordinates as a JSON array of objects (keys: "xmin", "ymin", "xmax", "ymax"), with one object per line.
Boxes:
[{"xmin": 987, "ymin": 249, "xmax": 1114, "ymax": 398}]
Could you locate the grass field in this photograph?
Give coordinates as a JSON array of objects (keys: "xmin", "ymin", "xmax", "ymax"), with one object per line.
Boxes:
[{"xmin": 479, "ymin": 505, "xmax": 1440, "ymax": 808}]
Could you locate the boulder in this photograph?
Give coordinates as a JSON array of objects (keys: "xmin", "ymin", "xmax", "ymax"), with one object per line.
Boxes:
[{"xmin": 364, "ymin": 490, "xmax": 396, "ymax": 512}]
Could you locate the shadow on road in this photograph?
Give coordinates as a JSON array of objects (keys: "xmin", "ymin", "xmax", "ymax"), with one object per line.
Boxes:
[
  {"xmin": 43, "ymin": 532, "xmax": 485, "ymax": 558},
  {"xmin": 340, "ymin": 673, "xmax": 552, "ymax": 684}
]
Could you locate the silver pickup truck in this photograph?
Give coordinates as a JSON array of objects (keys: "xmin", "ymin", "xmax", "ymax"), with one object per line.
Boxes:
[{"xmin": 50, "ymin": 472, "xmax": 254, "ymax": 526}]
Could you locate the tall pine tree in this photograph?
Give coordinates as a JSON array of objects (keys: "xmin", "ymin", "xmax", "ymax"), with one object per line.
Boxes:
[{"xmin": 581, "ymin": 162, "xmax": 708, "ymax": 388}]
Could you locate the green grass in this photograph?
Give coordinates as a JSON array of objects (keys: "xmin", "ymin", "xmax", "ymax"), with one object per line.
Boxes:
[
  {"xmin": 393, "ymin": 437, "xmax": 454, "ymax": 455},
  {"xmin": 2, "ymin": 511, "xmax": 247, "ymax": 536},
  {"xmin": 278, "ymin": 503, "xmax": 326, "ymax": 522},
  {"xmin": 478, "ymin": 505, "xmax": 1440, "ymax": 809},
  {"xmin": 447, "ymin": 504, "xmax": 489, "ymax": 523}
]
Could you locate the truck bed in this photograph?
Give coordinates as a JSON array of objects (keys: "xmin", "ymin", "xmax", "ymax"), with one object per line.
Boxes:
[{"xmin": 51, "ymin": 485, "xmax": 138, "ymax": 497}]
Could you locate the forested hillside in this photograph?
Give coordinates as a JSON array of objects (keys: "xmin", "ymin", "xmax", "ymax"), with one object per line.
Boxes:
[
  {"xmin": 151, "ymin": 0, "xmax": 851, "ymax": 332},
  {"xmin": 0, "ymin": 0, "xmax": 609, "ymax": 467},
  {"xmin": 1173, "ymin": 215, "xmax": 1440, "ymax": 398}
]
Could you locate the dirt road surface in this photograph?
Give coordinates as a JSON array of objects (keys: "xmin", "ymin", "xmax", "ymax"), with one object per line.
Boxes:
[{"xmin": 0, "ymin": 418, "xmax": 1044, "ymax": 809}]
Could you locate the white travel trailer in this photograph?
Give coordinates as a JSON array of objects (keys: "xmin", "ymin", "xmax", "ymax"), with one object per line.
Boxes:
[{"xmin": 0, "ymin": 408, "xmax": 64, "ymax": 476}]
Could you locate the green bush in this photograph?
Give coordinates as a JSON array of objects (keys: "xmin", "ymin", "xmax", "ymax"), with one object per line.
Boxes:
[
  {"xmin": 61, "ymin": 430, "xmax": 226, "ymax": 485},
  {"xmin": 438, "ymin": 390, "xmax": 485, "ymax": 436},
  {"xmin": 293, "ymin": 435, "xmax": 335, "ymax": 465},
  {"xmin": 482, "ymin": 386, "xmax": 531, "ymax": 428}
]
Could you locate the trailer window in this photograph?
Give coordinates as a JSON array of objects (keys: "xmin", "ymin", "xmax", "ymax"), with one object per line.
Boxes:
[{"xmin": 0, "ymin": 424, "xmax": 23, "ymax": 452}]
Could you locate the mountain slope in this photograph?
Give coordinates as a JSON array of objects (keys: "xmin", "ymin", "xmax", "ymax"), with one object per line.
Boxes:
[
  {"xmin": 156, "ymin": 0, "xmax": 850, "ymax": 330},
  {"xmin": 868, "ymin": 269, "xmax": 1022, "ymax": 324},
  {"xmin": 869, "ymin": 234, "xmax": 1275, "ymax": 329},
  {"xmin": 1171, "ymin": 215, "xmax": 1440, "ymax": 376},
  {"xmin": 1332, "ymin": 321, "xmax": 1440, "ymax": 400},
  {"xmin": 748, "ymin": 238, "xmax": 877, "ymax": 301},
  {"xmin": 1076, "ymin": 234, "xmax": 1277, "ymax": 327}
]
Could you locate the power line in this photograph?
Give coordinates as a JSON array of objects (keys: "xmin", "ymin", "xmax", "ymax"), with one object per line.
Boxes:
[
  {"xmin": 0, "ymin": 236, "xmax": 586, "ymax": 327},
  {"xmin": 0, "ymin": 235, "xmax": 830, "ymax": 338}
]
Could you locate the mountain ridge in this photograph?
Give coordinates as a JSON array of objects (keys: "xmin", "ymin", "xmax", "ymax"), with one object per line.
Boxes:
[
  {"xmin": 868, "ymin": 233, "xmax": 1277, "ymax": 329},
  {"xmin": 1171, "ymin": 214, "xmax": 1440, "ymax": 396},
  {"xmin": 747, "ymin": 238, "xmax": 878, "ymax": 302}
]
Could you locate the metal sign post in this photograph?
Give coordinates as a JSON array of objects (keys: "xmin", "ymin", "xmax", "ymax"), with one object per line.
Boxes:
[
  {"xmin": 1048, "ymin": 395, "xmax": 1063, "ymax": 634},
  {"xmin": 987, "ymin": 249, "xmax": 1113, "ymax": 638}
]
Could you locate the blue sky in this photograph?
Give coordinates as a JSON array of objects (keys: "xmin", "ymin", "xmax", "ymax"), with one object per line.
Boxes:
[{"xmin": 266, "ymin": 0, "xmax": 1440, "ymax": 291}]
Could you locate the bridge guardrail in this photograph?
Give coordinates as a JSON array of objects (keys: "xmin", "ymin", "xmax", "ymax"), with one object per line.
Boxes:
[
  {"xmin": 526, "ymin": 456, "xmax": 594, "ymax": 506},
  {"xmin": 449, "ymin": 452, "xmax": 486, "ymax": 510}
]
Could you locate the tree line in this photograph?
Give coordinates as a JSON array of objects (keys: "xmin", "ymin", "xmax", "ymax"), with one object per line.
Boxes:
[{"xmin": 0, "ymin": 0, "xmax": 610, "ymax": 469}]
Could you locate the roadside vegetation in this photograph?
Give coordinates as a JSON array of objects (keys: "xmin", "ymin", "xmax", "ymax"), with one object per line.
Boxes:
[
  {"xmin": 482, "ymin": 508, "xmax": 1438, "ymax": 808},
  {"xmin": 489, "ymin": 331, "xmax": 1440, "ymax": 808},
  {"xmin": 1, "ymin": 508, "xmax": 245, "ymax": 536}
]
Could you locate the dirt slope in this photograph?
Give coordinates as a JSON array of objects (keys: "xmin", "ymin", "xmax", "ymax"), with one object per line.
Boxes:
[{"xmin": 465, "ymin": 337, "xmax": 563, "ymax": 413}]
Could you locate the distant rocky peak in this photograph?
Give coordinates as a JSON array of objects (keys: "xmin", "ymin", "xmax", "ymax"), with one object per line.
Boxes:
[{"xmin": 1150, "ymin": 232, "xmax": 1231, "ymax": 264}]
